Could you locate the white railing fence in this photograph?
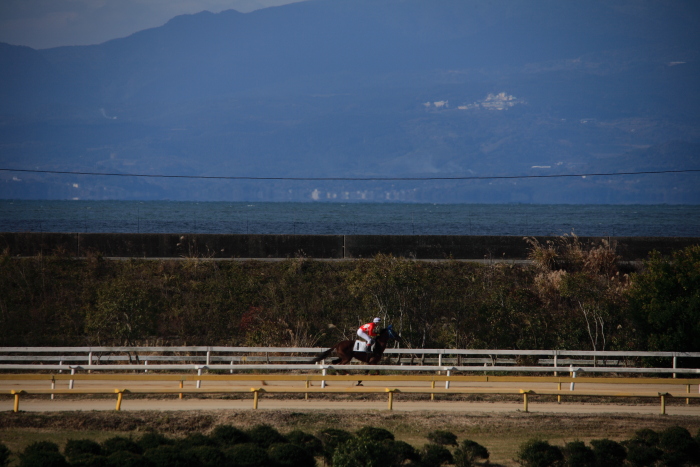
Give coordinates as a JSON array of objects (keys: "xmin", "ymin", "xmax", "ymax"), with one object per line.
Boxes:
[{"xmin": 1, "ymin": 347, "xmax": 699, "ymax": 376}]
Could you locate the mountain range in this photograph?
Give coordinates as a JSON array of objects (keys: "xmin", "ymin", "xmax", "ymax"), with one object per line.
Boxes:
[{"xmin": 1, "ymin": 0, "xmax": 699, "ymax": 203}]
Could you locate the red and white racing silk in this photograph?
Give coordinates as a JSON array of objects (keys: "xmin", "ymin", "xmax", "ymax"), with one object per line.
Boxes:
[{"xmin": 359, "ymin": 322, "xmax": 379, "ymax": 337}]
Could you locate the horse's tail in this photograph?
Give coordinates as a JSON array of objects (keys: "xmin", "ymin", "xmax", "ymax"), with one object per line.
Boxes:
[{"xmin": 310, "ymin": 344, "xmax": 338, "ymax": 363}]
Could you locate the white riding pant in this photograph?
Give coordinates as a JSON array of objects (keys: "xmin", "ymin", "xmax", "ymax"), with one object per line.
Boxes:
[{"xmin": 357, "ymin": 329, "xmax": 373, "ymax": 344}]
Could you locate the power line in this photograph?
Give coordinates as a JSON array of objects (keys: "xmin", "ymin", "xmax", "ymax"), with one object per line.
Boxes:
[{"xmin": 1, "ymin": 167, "xmax": 699, "ymax": 181}]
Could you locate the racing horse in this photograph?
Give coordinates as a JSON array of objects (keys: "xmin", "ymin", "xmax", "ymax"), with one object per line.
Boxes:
[{"xmin": 310, "ymin": 325, "xmax": 399, "ymax": 385}]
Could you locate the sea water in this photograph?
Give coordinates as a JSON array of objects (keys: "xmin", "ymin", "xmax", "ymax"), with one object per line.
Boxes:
[{"xmin": 0, "ymin": 200, "xmax": 698, "ymax": 237}]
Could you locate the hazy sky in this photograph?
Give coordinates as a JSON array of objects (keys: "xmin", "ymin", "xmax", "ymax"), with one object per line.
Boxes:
[{"xmin": 0, "ymin": 0, "xmax": 307, "ymax": 49}]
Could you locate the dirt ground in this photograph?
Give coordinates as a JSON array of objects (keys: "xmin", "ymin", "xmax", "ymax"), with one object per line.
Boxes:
[{"xmin": 2, "ymin": 404, "xmax": 700, "ymax": 466}]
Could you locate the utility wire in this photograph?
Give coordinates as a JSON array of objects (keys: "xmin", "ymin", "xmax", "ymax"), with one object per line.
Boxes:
[{"xmin": 1, "ymin": 167, "xmax": 699, "ymax": 181}]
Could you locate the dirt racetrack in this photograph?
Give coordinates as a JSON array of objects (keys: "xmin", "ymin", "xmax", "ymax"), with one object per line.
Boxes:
[
  {"xmin": 3, "ymin": 378, "xmax": 700, "ymax": 465},
  {"xmin": 3, "ymin": 396, "xmax": 700, "ymax": 416}
]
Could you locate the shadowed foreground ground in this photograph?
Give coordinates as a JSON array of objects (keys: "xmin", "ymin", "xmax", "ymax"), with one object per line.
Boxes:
[{"xmin": 1, "ymin": 408, "xmax": 700, "ymax": 466}]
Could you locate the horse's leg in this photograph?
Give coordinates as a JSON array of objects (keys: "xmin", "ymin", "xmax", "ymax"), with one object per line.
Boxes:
[
  {"xmin": 358, "ymin": 366, "xmax": 378, "ymax": 386},
  {"xmin": 358, "ymin": 355, "xmax": 381, "ymax": 385},
  {"xmin": 336, "ymin": 354, "xmax": 353, "ymax": 377},
  {"xmin": 350, "ymin": 352, "xmax": 367, "ymax": 385}
]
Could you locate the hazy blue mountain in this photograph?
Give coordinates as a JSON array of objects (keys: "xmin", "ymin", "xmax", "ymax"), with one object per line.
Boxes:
[{"xmin": 1, "ymin": 0, "xmax": 699, "ymax": 202}]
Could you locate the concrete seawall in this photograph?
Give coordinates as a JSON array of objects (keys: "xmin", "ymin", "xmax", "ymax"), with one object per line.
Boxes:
[{"xmin": 1, "ymin": 233, "xmax": 697, "ymax": 260}]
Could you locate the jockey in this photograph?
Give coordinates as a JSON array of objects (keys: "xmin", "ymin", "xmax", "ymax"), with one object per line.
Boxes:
[{"xmin": 357, "ymin": 317, "xmax": 381, "ymax": 348}]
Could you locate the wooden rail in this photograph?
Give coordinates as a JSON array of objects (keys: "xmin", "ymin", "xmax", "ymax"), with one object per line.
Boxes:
[
  {"xmin": 3, "ymin": 374, "xmax": 699, "ymax": 414},
  {"xmin": 6, "ymin": 386, "xmax": 698, "ymax": 415}
]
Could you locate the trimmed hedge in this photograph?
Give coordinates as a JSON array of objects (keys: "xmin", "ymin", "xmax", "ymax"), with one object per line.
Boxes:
[{"xmin": 4, "ymin": 422, "xmax": 700, "ymax": 467}]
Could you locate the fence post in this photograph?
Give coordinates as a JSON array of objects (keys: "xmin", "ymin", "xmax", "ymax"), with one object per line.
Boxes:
[
  {"xmin": 206, "ymin": 350, "xmax": 211, "ymax": 366},
  {"xmin": 673, "ymin": 356, "xmax": 677, "ymax": 379},
  {"xmin": 252, "ymin": 389, "xmax": 260, "ymax": 409},
  {"xmin": 557, "ymin": 382, "xmax": 561, "ymax": 404},
  {"xmin": 51, "ymin": 377, "xmax": 55, "ymax": 400},
  {"xmin": 196, "ymin": 368, "xmax": 202, "ymax": 389},
  {"xmin": 553, "ymin": 351, "xmax": 558, "ymax": 376},
  {"xmin": 144, "ymin": 361, "xmax": 148, "ymax": 373},
  {"xmin": 520, "ymin": 390, "xmax": 531, "ymax": 413},
  {"xmin": 179, "ymin": 381, "xmax": 184, "ymax": 399},
  {"xmin": 569, "ymin": 366, "xmax": 576, "ymax": 391},
  {"xmin": 69, "ymin": 368, "xmax": 75, "ymax": 389},
  {"xmin": 430, "ymin": 380, "xmax": 435, "ymax": 401},
  {"xmin": 387, "ymin": 389, "xmax": 395, "ymax": 411},
  {"xmin": 12, "ymin": 390, "xmax": 23, "ymax": 412},
  {"xmin": 115, "ymin": 390, "xmax": 124, "ymax": 411},
  {"xmin": 321, "ymin": 368, "xmax": 327, "ymax": 388},
  {"xmin": 445, "ymin": 370, "xmax": 451, "ymax": 389},
  {"xmin": 660, "ymin": 393, "xmax": 668, "ymax": 415}
]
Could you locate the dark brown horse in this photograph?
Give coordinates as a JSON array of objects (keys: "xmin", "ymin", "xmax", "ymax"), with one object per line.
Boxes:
[{"xmin": 310, "ymin": 325, "xmax": 399, "ymax": 384}]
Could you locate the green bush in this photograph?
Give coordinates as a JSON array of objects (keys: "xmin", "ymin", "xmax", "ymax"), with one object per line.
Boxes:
[
  {"xmin": 627, "ymin": 245, "xmax": 700, "ymax": 353},
  {"xmin": 355, "ymin": 426, "xmax": 395, "ymax": 442},
  {"xmin": 318, "ymin": 428, "xmax": 354, "ymax": 464},
  {"xmin": 137, "ymin": 432, "xmax": 174, "ymax": 451},
  {"xmin": 101, "ymin": 437, "xmax": 142, "ymax": 456},
  {"xmin": 19, "ymin": 443, "xmax": 68, "ymax": 467},
  {"xmin": 454, "ymin": 439, "xmax": 490, "ymax": 467},
  {"xmin": 590, "ymin": 439, "xmax": 626, "ymax": 467},
  {"xmin": 427, "ymin": 430, "xmax": 458, "ymax": 446},
  {"xmin": 143, "ymin": 445, "xmax": 201, "ymax": 467},
  {"xmin": 245, "ymin": 424, "xmax": 287, "ymax": 449},
  {"xmin": 285, "ymin": 430, "xmax": 323, "ymax": 456},
  {"xmin": 389, "ymin": 440, "xmax": 420, "ymax": 465},
  {"xmin": 268, "ymin": 443, "xmax": 316, "ymax": 467},
  {"xmin": 186, "ymin": 446, "xmax": 227, "ymax": 467},
  {"xmin": 561, "ymin": 441, "xmax": 595, "ymax": 467},
  {"xmin": 23, "ymin": 441, "xmax": 60, "ymax": 454},
  {"xmin": 64, "ymin": 439, "xmax": 102, "ymax": 460},
  {"xmin": 658, "ymin": 426, "xmax": 700, "ymax": 467},
  {"xmin": 105, "ymin": 451, "xmax": 154, "ymax": 467},
  {"xmin": 622, "ymin": 428, "xmax": 661, "ymax": 467},
  {"xmin": 20, "ymin": 442, "xmax": 68, "ymax": 467},
  {"xmin": 420, "ymin": 444, "xmax": 454, "ymax": 466},
  {"xmin": 175, "ymin": 433, "xmax": 217, "ymax": 449},
  {"xmin": 632, "ymin": 428, "xmax": 660, "ymax": 447},
  {"xmin": 69, "ymin": 454, "xmax": 109, "ymax": 467},
  {"xmin": 224, "ymin": 443, "xmax": 269, "ymax": 467},
  {"xmin": 0, "ymin": 443, "xmax": 11, "ymax": 467},
  {"xmin": 332, "ymin": 438, "xmax": 397, "ymax": 467},
  {"xmin": 211, "ymin": 425, "xmax": 251, "ymax": 446},
  {"xmin": 624, "ymin": 440, "xmax": 662, "ymax": 467},
  {"xmin": 517, "ymin": 439, "xmax": 564, "ymax": 467}
]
